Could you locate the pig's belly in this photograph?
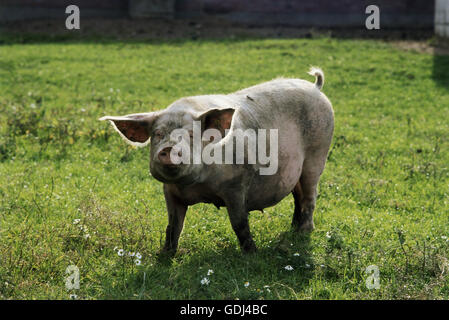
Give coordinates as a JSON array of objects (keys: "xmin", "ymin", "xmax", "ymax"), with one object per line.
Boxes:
[
  {"xmin": 246, "ymin": 121, "xmax": 304, "ymax": 210},
  {"xmin": 246, "ymin": 152, "xmax": 303, "ymax": 211}
]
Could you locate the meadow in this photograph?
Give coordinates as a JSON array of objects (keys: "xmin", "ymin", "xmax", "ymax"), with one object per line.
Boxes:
[{"xmin": 0, "ymin": 32, "xmax": 449, "ymax": 299}]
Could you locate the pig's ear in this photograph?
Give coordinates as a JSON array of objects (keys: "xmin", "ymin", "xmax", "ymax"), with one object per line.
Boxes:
[
  {"xmin": 99, "ymin": 112, "xmax": 158, "ymax": 147},
  {"xmin": 196, "ymin": 108, "xmax": 235, "ymax": 137}
]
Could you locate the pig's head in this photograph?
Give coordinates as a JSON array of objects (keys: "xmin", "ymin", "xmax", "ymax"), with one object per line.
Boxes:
[{"xmin": 100, "ymin": 102, "xmax": 235, "ymax": 185}]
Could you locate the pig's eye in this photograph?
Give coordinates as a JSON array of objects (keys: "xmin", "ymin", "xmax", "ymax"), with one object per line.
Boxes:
[{"xmin": 154, "ymin": 130, "xmax": 164, "ymax": 139}]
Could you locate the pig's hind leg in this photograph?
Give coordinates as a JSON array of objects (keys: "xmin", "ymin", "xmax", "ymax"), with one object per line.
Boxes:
[
  {"xmin": 292, "ymin": 155, "xmax": 326, "ymax": 232},
  {"xmin": 291, "ymin": 181, "xmax": 305, "ymax": 230},
  {"xmin": 223, "ymin": 192, "xmax": 257, "ymax": 254}
]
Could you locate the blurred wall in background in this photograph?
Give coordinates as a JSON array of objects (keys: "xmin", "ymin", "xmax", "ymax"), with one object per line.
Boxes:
[
  {"xmin": 435, "ymin": 0, "xmax": 449, "ymax": 37},
  {"xmin": 176, "ymin": 0, "xmax": 434, "ymax": 28},
  {"xmin": 0, "ymin": 0, "xmax": 436, "ymax": 29},
  {"xmin": 0, "ymin": 0, "xmax": 128, "ymax": 22}
]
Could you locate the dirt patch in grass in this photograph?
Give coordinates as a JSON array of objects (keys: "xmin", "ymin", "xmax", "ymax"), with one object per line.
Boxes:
[{"xmin": 392, "ymin": 40, "xmax": 449, "ymax": 56}]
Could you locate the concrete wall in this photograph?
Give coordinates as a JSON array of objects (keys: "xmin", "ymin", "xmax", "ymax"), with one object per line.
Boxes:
[
  {"xmin": 435, "ymin": 0, "xmax": 449, "ymax": 37},
  {"xmin": 0, "ymin": 0, "xmax": 436, "ymax": 29},
  {"xmin": 176, "ymin": 0, "xmax": 435, "ymax": 28},
  {"xmin": 0, "ymin": 0, "xmax": 128, "ymax": 22},
  {"xmin": 129, "ymin": 0, "xmax": 175, "ymax": 18}
]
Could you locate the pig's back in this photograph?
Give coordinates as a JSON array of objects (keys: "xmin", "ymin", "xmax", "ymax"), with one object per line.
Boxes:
[
  {"xmin": 229, "ymin": 78, "xmax": 334, "ymax": 210},
  {"xmin": 232, "ymin": 78, "xmax": 333, "ymax": 151}
]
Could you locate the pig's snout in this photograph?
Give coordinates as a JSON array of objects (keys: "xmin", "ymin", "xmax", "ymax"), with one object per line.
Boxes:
[
  {"xmin": 158, "ymin": 147, "xmax": 173, "ymax": 165},
  {"xmin": 158, "ymin": 147, "xmax": 182, "ymax": 166}
]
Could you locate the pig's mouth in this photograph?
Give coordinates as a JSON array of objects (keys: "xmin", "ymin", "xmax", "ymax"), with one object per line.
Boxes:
[
  {"xmin": 151, "ymin": 163, "xmax": 181, "ymax": 179},
  {"xmin": 150, "ymin": 164, "xmax": 199, "ymax": 185},
  {"xmin": 155, "ymin": 162, "xmax": 180, "ymax": 177},
  {"xmin": 162, "ymin": 164, "xmax": 180, "ymax": 174}
]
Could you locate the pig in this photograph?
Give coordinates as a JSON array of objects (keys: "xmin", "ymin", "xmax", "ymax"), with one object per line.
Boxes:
[{"xmin": 100, "ymin": 67, "xmax": 334, "ymax": 254}]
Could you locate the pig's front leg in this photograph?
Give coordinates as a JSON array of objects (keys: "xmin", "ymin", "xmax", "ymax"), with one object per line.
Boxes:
[
  {"xmin": 224, "ymin": 193, "xmax": 257, "ymax": 254},
  {"xmin": 162, "ymin": 184, "xmax": 187, "ymax": 254}
]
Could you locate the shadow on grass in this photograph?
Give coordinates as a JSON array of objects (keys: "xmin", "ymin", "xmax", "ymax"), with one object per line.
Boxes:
[
  {"xmin": 95, "ymin": 229, "xmax": 318, "ymax": 299},
  {"xmin": 433, "ymin": 54, "xmax": 449, "ymax": 89}
]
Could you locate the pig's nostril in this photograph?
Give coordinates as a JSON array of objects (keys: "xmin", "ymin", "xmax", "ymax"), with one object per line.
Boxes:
[{"xmin": 158, "ymin": 147, "xmax": 174, "ymax": 165}]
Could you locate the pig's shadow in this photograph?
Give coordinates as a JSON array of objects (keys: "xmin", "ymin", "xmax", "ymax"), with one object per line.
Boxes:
[
  {"xmin": 93, "ymin": 228, "xmax": 316, "ymax": 299},
  {"xmin": 153, "ymin": 229, "xmax": 315, "ymax": 298}
]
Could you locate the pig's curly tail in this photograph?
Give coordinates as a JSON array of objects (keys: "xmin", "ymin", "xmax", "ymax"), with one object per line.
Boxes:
[{"xmin": 308, "ymin": 67, "xmax": 324, "ymax": 90}]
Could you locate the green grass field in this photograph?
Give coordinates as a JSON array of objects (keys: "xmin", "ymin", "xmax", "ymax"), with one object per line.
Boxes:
[{"xmin": 1, "ymin": 34, "xmax": 449, "ymax": 299}]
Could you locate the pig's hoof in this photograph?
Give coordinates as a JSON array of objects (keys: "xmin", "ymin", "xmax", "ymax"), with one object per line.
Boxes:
[
  {"xmin": 241, "ymin": 242, "xmax": 257, "ymax": 254},
  {"xmin": 159, "ymin": 247, "xmax": 177, "ymax": 257},
  {"xmin": 293, "ymin": 221, "xmax": 315, "ymax": 233}
]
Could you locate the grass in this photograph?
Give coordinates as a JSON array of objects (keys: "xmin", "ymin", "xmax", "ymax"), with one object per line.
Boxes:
[{"xmin": 0, "ymin": 33, "xmax": 449, "ymax": 300}]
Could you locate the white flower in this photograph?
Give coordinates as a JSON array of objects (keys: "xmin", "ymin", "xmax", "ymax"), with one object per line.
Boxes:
[
  {"xmin": 305, "ymin": 263, "xmax": 311, "ymax": 268},
  {"xmin": 69, "ymin": 294, "xmax": 78, "ymax": 299},
  {"xmin": 284, "ymin": 265, "xmax": 294, "ymax": 271},
  {"xmin": 73, "ymin": 219, "xmax": 80, "ymax": 224},
  {"xmin": 326, "ymin": 231, "xmax": 331, "ymax": 239},
  {"xmin": 136, "ymin": 252, "xmax": 142, "ymax": 259},
  {"xmin": 207, "ymin": 269, "xmax": 214, "ymax": 276},
  {"xmin": 128, "ymin": 252, "xmax": 135, "ymax": 257},
  {"xmin": 244, "ymin": 281, "xmax": 250, "ymax": 287},
  {"xmin": 117, "ymin": 249, "xmax": 124, "ymax": 256},
  {"xmin": 135, "ymin": 259, "xmax": 141, "ymax": 266},
  {"xmin": 293, "ymin": 253, "xmax": 300, "ymax": 256},
  {"xmin": 83, "ymin": 234, "xmax": 90, "ymax": 239},
  {"xmin": 201, "ymin": 277, "xmax": 210, "ymax": 285}
]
